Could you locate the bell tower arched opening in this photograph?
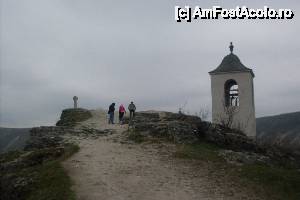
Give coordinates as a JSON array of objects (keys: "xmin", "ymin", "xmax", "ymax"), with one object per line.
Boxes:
[{"xmin": 224, "ymin": 79, "xmax": 239, "ymax": 107}]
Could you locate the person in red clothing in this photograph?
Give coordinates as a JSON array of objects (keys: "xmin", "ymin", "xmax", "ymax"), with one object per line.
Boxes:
[{"xmin": 118, "ymin": 104, "xmax": 126, "ymax": 125}]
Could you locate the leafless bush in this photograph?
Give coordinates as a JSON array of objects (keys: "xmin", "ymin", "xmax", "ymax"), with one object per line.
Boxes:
[
  {"xmin": 178, "ymin": 101, "xmax": 188, "ymax": 114},
  {"xmin": 217, "ymin": 100, "xmax": 249, "ymax": 135},
  {"xmin": 195, "ymin": 107, "xmax": 210, "ymax": 121},
  {"xmin": 217, "ymin": 100, "xmax": 237, "ymax": 129}
]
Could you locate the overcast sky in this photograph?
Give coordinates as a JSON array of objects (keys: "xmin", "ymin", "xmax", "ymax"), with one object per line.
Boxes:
[{"xmin": 0, "ymin": 0, "xmax": 299, "ymax": 128}]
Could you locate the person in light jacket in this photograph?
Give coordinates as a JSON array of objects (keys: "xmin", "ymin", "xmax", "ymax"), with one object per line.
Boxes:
[{"xmin": 128, "ymin": 101, "xmax": 136, "ymax": 121}]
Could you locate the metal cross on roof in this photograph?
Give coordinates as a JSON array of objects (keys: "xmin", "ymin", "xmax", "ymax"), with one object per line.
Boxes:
[{"xmin": 229, "ymin": 42, "xmax": 234, "ymax": 53}]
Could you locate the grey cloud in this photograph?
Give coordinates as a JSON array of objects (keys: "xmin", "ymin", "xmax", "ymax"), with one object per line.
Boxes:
[{"xmin": 1, "ymin": 0, "xmax": 300, "ymax": 127}]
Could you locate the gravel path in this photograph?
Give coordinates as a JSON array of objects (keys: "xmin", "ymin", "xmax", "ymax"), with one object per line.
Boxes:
[{"xmin": 63, "ymin": 110, "xmax": 264, "ymax": 200}]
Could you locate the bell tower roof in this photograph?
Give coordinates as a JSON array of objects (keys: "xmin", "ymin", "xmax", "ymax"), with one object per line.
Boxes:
[{"xmin": 209, "ymin": 42, "xmax": 255, "ymax": 77}]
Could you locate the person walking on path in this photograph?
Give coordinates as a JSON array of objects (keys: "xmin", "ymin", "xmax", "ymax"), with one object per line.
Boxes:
[
  {"xmin": 128, "ymin": 101, "xmax": 136, "ymax": 121},
  {"xmin": 108, "ymin": 103, "xmax": 115, "ymax": 124},
  {"xmin": 118, "ymin": 104, "xmax": 126, "ymax": 125}
]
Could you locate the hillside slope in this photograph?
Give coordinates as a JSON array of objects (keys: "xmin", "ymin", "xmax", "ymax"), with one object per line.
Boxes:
[
  {"xmin": 0, "ymin": 127, "xmax": 31, "ymax": 152},
  {"xmin": 256, "ymin": 112, "xmax": 300, "ymax": 150}
]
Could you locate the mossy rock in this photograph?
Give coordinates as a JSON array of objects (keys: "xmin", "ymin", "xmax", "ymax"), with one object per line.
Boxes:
[{"xmin": 56, "ymin": 108, "xmax": 92, "ymax": 127}]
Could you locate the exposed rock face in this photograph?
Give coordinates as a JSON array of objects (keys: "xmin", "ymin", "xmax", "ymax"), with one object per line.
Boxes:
[
  {"xmin": 25, "ymin": 126, "xmax": 114, "ymax": 150},
  {"xmin": 24, "ymin": 126, "xmax": 67, "ymax": 150},
  {"xmin": 132, "ymin": 112, "xmax": 203, "ymax": 144},
  {"xmin": 56, "ymin": 108, "xmax": 92, "ymax": 127},
  {"xmin": 131, "ymin": 111, "xmax": 257, "ymax": 150},
  {"xmin": 203, "ymin": 124, "xmax": 261, "ymax": 152}
]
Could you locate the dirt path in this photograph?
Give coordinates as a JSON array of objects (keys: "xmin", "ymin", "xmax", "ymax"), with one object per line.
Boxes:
[{"xmin": 63, "ymin": 110, "xmax": 262, "ymax": 200}]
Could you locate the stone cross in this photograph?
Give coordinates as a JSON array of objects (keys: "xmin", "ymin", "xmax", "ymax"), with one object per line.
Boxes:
[{"xmin": 73, "ymin": 96, "xmax": 78, "ymax": 109}]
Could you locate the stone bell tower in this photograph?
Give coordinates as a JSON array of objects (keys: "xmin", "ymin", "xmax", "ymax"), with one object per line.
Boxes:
[{"xmin": 209, "ymin": 42, "xmax": 256, "ymax": 139}]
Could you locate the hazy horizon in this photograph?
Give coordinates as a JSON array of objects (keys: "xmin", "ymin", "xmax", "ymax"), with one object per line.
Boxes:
[{"xmin": 1, "ymin": 0, "xmax": 300, "ymax": 128}]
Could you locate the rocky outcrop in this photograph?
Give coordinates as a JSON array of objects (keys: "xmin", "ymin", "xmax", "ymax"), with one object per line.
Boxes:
[
  {"xmin": 132, "ymin": 112, "xmax": 203, "ymax": 144},
  {"xmin": 24, "ymin": 127, "xmax": 66, "ymax": 150},
  {"xmin": 0, "ymin": 126, "xmax": 74, "ymax": 200},
  {"xmin": 129, "ymin": 111, "xmax": 300, "ymax": 168},
  {"xmin": 131, "ymin": 111, "xmax": 256, "ymax": 149},
  {"xmin": 218, "ymin": 150, "xmax": 271, "ymax": 166},
  {"xmin": 0, "ymin": 144, "xmax": 70, "ymax": 200},
  {"xmin": 202, "ymin": 124, "xmax": 261, "ymax": 152},
  {"xmin": 56, "ymin": 108, "xmax": 92, "ymax": 127},
  {"xmin": 25, "ymin": 126, "xmax": 114, "ymax": 151}
]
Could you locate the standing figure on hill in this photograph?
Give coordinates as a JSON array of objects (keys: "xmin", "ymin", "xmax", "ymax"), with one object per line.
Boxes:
[
  {"xmin": 119, "ymin": 104, "xmax": 126, "ymax": 125},
  {"xmin": 128, "ymin": 101, "xmax": 136, "ymax": 121},
  {"xmin": 108, "ymin": 103, "xmax": 115, "ymax": 124}
]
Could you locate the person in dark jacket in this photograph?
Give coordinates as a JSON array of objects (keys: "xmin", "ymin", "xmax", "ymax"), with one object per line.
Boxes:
[{"xmin": 108, "ymin": 103, "xmax": 115, "ymax": 124}]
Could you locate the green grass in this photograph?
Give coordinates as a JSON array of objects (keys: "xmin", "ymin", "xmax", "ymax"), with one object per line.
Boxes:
[
  {"xmin": 127, "ymin": 130, "xmax": 145, "ymax": 143},
  {"xmin": 27, "ymin": 160, "xmax": 76, "ymax": 200},
  {"xmin": 0, "ymin": 150, "xmax": 23, "ymax": 163},
  {"xmin": 239, "ymin": 164, "xmax": 300, "ymax": 200},
  {"xmin": 60, "ymin": 143, "xmax": 80, "ymax": 160},
  {"xmin": 173, "ymin": 142, "xmax": 300, "ymax": 200},
  {"xmin": 174, "ymin": 142, "xmax": 222, "ymax": 162},
  {"xmin": 1, "ymin": 143, "xmax": 80, "ymax": 200},
  {"xmin": 26, "ymin": 143, "xmax": 79, "ymax": 200}
]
